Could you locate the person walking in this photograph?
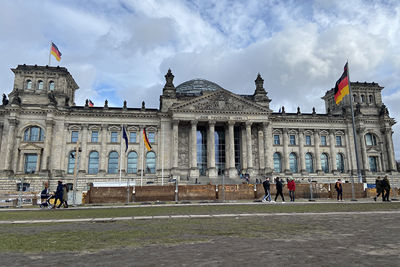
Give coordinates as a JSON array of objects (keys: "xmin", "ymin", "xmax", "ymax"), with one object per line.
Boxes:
[
  {"xmin": 262, "ymin": 177, "xmax": 271, "ymax": 203},
  {"xmin": 52, "ymin": 180, "xmax": 64, "ymax": 209},
  {"xmin": 382, "ymin": 176, "xmax": 391, "ymax": 202},
  {"xmin": 62, "ymin": 184, "xmax": 69, "ymax": 208},
  {"xmin": 335, "ymin": 179, "xmax": 343, "ymax": 201},
  {"xmin": 40, "ymin": 181, "xmax": 51, "ymax": 208},
  {"xmin": 274, "ymin": 177, "xmax": 285, "ymax": 203},
  {"xmin": 374, "ymin": 177, "xmax": 383, "ymax": 201},
  {"xmin": 288, "ymin": 178, "xmax": 296, "ymax": 202}
]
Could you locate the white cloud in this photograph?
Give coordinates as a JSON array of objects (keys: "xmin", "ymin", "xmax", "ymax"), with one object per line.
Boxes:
[{"xmin": 1, "ymin": 0, "xmax": 400, "ymax": 159}]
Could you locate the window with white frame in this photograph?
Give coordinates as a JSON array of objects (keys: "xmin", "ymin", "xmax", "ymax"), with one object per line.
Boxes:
[
  {"xmin": 71, "ymin": 131, "xmax": 79, "ymax": 143},
  {"xmin": 273, "ymin": 134, "xmax": 280, "ymax": 145},
  {"xmin": 91, "ymin": 131, "xmax": 98, "ymax": 143},
  {"xmin": 129, "ymin": 132, "xmax": 137, "ymax": 143},
  {"xmin": 111, "ymin": 132, "xmax": 118, "ymax": 143},
  {"xmin": 305, "ymin": 135, "xmax": 311, "ymax": 146},
  {"xmin": 289, "ymin": 135, "xmax": 296, "ymax": 145}
]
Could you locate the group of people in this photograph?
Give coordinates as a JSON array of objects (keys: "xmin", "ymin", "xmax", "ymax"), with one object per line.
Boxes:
[
  {"xmin": 262, "ymin": 177, "xmax": 296, "ymax": 203},
  {"xmin": 374, "ymin": 176, "xmax": 391, "ymax": 202},
  {"xmin": 40, "ymin": 180, "xmax": 69, "ymax": 209}
]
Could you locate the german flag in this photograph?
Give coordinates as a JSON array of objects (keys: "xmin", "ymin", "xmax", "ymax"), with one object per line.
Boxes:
[
  {"xmin": 334, "ymin": 63, "xmax": 349, "ymax": 105},
  {"xmin": 51, "ymin": 42, "xmax": 62, "ymax": 61},
  {"xmin": 143, "ymin": 128, "xmax": 152, "ymax": 151}
]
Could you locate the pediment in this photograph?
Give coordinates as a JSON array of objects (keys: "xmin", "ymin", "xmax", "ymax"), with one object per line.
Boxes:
[
  {"xmin": 366, "ymin": 146, "xmax": 380, "ymax": 153},
  {"xmin": 171, "ymin": 89, "xmax": 269, "ymax": 113},
  {"xmin": 19, "ymin": 143, "xmax": 44, "ymax": 150}
]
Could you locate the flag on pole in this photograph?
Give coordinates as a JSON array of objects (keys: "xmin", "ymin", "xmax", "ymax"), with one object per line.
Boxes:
[
  {"xmin": 88, "ymin": 100, "xmax": 94, "ymax": 107},
  {"xmin": 143, "ymin": 128, "xmax": 152, "ymax": 151},
  {"xmin": 122, "ymin": 125, "xmax": 128, "ymax": 152},
  {"xmin": 334, "ymin": 62, "xmax": 349, "ymax": 105},
  {"xmin": 50, "ymin": 42, "xmax": 62, "ymax": 61}
]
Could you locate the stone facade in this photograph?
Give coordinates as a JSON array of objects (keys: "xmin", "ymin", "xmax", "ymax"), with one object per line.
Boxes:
[{"xmin": 0, "ymin": 65, "xmax": 397, "ymax": 192}]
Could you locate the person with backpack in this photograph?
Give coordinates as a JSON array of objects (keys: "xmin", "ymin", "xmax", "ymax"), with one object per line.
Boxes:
[
  {"xmin": 374, "ymin": 177, "xmax": 383, "ymax": 201},
  {"xmin": 262, "ymin": 177, "xmax": 271, "ymax": 203},
  {"xmin": 382, "ymin": 176, "xmax": 391, "ymax": 202},
  {"xmin": 274, "ymin": 177, "xmax": 285, "ymax": 203},
  {"xmin": 335, "ymin": 179, "xmax": 343, "ymax": 201}
]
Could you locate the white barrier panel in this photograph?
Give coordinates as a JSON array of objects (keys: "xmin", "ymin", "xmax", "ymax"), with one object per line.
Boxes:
[{"xmin": 92, "ymin": 181, "xmax": 136, "ymax": 187}]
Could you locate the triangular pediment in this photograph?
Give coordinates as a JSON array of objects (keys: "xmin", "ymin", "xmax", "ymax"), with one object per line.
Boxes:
[
  {"xmin": 171, "ymin": 89, "xmax": 270, "ymax": 113},
  {"xmin": 19, "ymin": 143, "xmax": 44, "ymax": 151}
]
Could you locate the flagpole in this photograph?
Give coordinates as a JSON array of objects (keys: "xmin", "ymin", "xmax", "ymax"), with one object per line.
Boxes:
[
  {"xmin": 48, "ymin": 41, "xmax": 52, "ymax": 66},
  {"xmin": 347, "ymin": 61, "xmax": 362, "ymax": 200},
  {"xmin": 141, "ymin": 128, "xmax": 144, "ymax": 186},
  {"xmin": 119, "ymin": 125, "xmax": 123, "ymax": 183},
  {"xmin": 161, "ymin": 122, "xmax": 164, "ymax": 186}
]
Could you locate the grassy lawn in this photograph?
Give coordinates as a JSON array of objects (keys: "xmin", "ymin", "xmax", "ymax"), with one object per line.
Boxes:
[{"xmin": 0, "ymin": 202, "xmax": 399, "ymax": 221}]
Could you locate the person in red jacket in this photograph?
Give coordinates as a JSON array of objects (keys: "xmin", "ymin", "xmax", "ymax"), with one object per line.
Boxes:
[{"xmin": 288, "ymin": 178, "xmax": 296, "ymax": 202}]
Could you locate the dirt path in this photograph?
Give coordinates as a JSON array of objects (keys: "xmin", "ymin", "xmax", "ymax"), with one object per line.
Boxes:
[{"xmin": 1, "ymin": 212, "xmax": 399, "ymax": 266}]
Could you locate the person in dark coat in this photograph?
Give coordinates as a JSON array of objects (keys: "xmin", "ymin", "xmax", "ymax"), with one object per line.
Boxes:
[
  {"xmin": 262, "ymin": 177, "xmax": 271, "ymax": 202},
  {"xmin": 274, "ymin": 177, "xmax": 285, "ymax": 203},
  {"xmin": 335, "ymin": 179, "xmax": 343, "ymax": 201},
  {"xmin": 53, "ymin": 180, "xmax": 64, "ymax": 209},
  {"xmin": 382, "ymin": 176, "xmax": 391, "ymax": 202},
  {"xmin": 374, "ymin": 177, "xmax": 383, "ymax": 201},
  {"xmin": 40, "ymin": 181, "xmax": 51, "ymax": 208}
]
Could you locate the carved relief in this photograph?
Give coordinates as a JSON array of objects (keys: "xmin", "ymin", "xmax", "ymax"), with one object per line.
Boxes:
[{"xmin": 178, "ymin": 126, "xmax": 189, "ymax": 169}]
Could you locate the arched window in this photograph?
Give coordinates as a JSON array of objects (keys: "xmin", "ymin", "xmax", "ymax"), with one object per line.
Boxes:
[
  {"xmin": 24, "ymin": 126, "xmax": 44, "ymax": 141},
  {"xmin": 289, "ymin": 153, "xmax": 298, "ymax": 173},
  {"xmin": 365, "ymin": 133, "xmax": 377, "ymax": 146},
  {"xmin": 127, "ymin": 151, "xmax": 138, "ymax": 173},
  {"xmin": 67, "ymin": 151, "xmax": 79, "ymax": 174},
  {"xmin": 88, "ymin": 151, "xmax": 99, "ymax": 174},
  {"xmin": 49, "ymin": 81, "xmax": 55, "ymax": 91},
  {"xmin": 146, "ymin": 151, "xmax": 156, "ymax": 174},
  {"xmin": 38, "ymin": 80, "xmax": 44, "ymax": 90},
  {"xmin": 336, "ymin": 153, "xmax": 344, "ymax": 173},
  {"xmin": 305, "ymin": 153, "xmax": 313, "ymax": 173},
  {"xmin": 369, "ymin": 95, "xmax": 374, "ymax": 104},
  {"xmin": 361, "ymin": 95, "xmax": 365, "ymax": 103},
  {"xmin": 108, "ymin": 151, "xmax": 119, "ymax": 174},
  {"xmin": 273, "ymin": 152, "xmax": 282, "ymax": 173},
  {"xmin": 321, "ymin": 153, "xmax": 329, "ymax": 173},
  {"xmin": 26, "ymin": 80, "xmax": 32, "ymax": 90},
  {"xmin": 352, "ymin": 94, "xmax": 357, "ymax": 102}
]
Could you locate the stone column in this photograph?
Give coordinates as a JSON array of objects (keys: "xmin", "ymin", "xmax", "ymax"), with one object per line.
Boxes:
[
  {"xmin": 172, "ymin": 120, "xmax": 179, "ymax": 170},
  {"xmin": 120, "ymin": 126, "xmax": 126, "ymax": 174},
  {"xmin": 299, "ymin": 129, "xmax": 306, "ymax": 172},
  {"xmin": 0, "ymin": 123, "xmax": 3, "ymax": 157},
  {"xmin": 314, "ymin": 130, "xmax": 321, "ymax": 172},
  {"xmin": 263, "ymin": 122, "xmax": 273, "ymax": 173},
  {"xmin": 245, "ymin": 122, "xmax": 253, "ymax": 172},
  {"xmin": 12, "ymin": 136, "xmax": 21, "ymax": 173},
  {"xmin": 359, "ymin": 129, "xmax": 368, "ymax": 171},
  {"xmin": 283, "ymin": 128, "xmax": 289, "ymax": 172},
  {"xmin": 241, "ymin": 125, "xmax": 247, "ymax": 171},
  {"xmin": 5, "ymin": 118, "xmax": 17, "ymax": 171},
  {"xmin": 41, "ymin": 119, "xmax": 54, "ymax": 171},
  {"xmin": 228, "ymin": 121, "xmax": 236, "ymax": 178},
  {"xmin": 79, "ymin": 124, "xmax": 88, "ymax": 173},
  {"xmin": 385, "ymin": 128, "xmax": 397, "ymax": 171},
  {"xmin": 189, "ymin": 120, "xmax": 199, "ymax": 178},
  {"xmin": 258, "ymin": 125, "xmax": 265, "ymax": 173},
  {"xmin": 99, "ymin": 124, "xmax": 108, "ymax": 173},
  {"xmin": 207, "ymin": 121, "xmax": 217, "ymax": 178},
  {"xmin": 329, "ymin": 130, "xmax": 337, "ymax": 172}
]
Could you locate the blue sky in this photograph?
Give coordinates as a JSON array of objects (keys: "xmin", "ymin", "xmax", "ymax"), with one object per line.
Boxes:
[{"xmin": 1, "ymin": 0, "xmax": 400, "ymax": 158}]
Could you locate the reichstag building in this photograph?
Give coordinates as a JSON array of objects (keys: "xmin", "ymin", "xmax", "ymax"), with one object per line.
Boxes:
[{"xmin": 0, "ymin": 64, "xmax": 397, "ymax": 191}]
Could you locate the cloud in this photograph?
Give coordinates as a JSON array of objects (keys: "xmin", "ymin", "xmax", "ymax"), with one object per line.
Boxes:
[{"xmin": 1, "ymin": 0, "xmax": 400, "ymax": 159}]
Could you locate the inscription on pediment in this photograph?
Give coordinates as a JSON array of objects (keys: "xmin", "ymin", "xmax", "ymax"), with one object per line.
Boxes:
[{"xmin": 187, "ymin": 93, "xmax": 261, "ymax": 112}]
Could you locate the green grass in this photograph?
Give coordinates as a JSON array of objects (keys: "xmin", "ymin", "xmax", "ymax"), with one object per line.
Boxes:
[
  {"xmin": 0, "ymin": 217, "xmax": 327, "ymax": 253},
  {"xmin": 0, "ymin": 202, "xmax": 399, "ymax": 221}
]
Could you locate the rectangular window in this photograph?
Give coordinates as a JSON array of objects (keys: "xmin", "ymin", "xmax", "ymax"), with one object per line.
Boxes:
[
  {"xmin": 336, "ymin": 136, "xmax": 342, "ymax": 146},
  {"xmin": 91, "ymin": 131, "xmax": 98, "ymax": 143},
  {"xmin": 111, "ymin": 132, "xmax": 118, "ymax": 143},
  {"xmin": 289, "ymin": 135, "xmax": 296, "ymax": 145},
  {"xmin": 369, "ymin": 156, "xmax": 378, "ymax": 172},
  {"xmin": 305, "ymin": 135, "xmax": 311, "ymax": 146},
  {"xmin": 24, "ymin": 154, "xmax": 37, "ymax": 174},
  {"xmin": 321, "ymin": 136, "xmax": 327, "ymax": 146},
  {"xmin": 273, "ymin": 135, "xmax": 280, "ymax": 145},
  {"xmin": 129, "ymin": 132, "xmax": 137, "ymax": 143},
  {"xmin": 71, "ymin": 131, "xmax": 79, "ymax": 143},
  {"xmin": 148, "ymin": 132, "xmax": 155, "ymax": 143}
]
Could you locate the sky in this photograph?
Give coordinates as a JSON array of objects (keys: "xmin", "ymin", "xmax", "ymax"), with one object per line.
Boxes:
[{"xmin": 1, "ymin": 0, "xmax": 400, "ymax": 159}]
